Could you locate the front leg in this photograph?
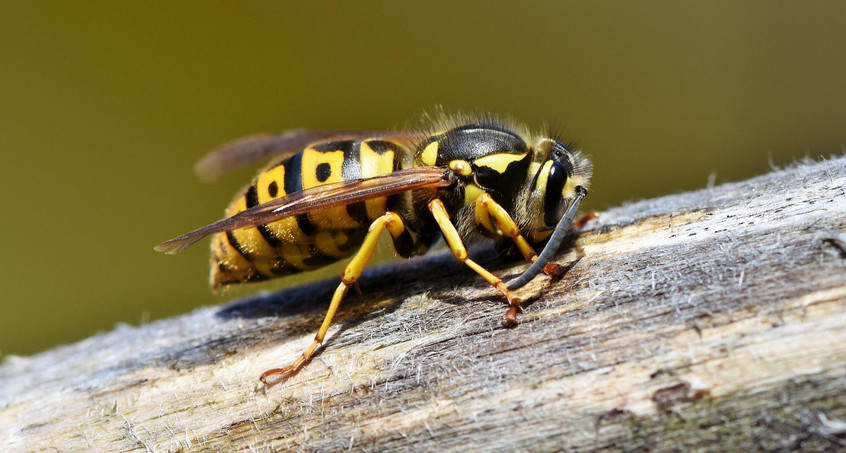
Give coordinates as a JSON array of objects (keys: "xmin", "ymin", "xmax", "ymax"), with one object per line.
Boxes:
[
  {"xmin": 428, "ymin": 198, "xmax": 523, "ymax": 325},
  {"xmin": 474, "ymin": 193, "xmax": 561, "ymax": 277}
]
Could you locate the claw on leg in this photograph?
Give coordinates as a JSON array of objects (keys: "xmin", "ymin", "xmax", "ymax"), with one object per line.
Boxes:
[
  {"xmin": 541, "ymin": 262, "xmax": 562, "ymax": 277},
  {"xmin": 260, "ymin": 365, "xmax": 297, "ymax": 386},
  {"xmin": 573, "ymin": 212, "xmax": 598, "ymax": 231},
  {"xmin": 431, "ymin": 198, "xmax": 528, "ymax": 325},
  {"xmin": 504, "ymin": 303, "xmax": 523, "ymax": 326}
]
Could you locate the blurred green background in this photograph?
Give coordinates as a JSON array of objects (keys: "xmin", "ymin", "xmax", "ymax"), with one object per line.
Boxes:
[{"xmin": 1, "ymin": 2, "xmax": 844, "ymax": 357}]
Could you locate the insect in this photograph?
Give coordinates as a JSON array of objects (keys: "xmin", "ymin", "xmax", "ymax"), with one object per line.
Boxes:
[{"xmin": 155, "ymin": 112, "xmax": 592, "ymax": 385}]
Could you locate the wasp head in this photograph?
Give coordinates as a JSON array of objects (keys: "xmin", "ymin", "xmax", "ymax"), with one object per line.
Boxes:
[{"xmin": 520, "ymin": 138, "xmax": 592, "ymax": 243}]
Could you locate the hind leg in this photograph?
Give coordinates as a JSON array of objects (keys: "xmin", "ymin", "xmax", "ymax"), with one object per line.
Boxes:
[{"xmin": 260, "ymin": 212, "xmax": 407, "ymax": 385}]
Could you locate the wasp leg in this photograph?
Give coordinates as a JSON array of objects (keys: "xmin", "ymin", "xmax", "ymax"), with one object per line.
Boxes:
[
  {"xmin": 260, "ymin": 212, "xmax": 407, "ymax": 385},
  {"xmin": 429, "ymin": 198, "xmax": 523, "ymax": 326},
  {"xmin": 572, "ymin": 212, "xmax": 598, "ymax": 230},
  {"xmin": 475, "ymin": 193, "xmax": 560, "ymax": 277}
]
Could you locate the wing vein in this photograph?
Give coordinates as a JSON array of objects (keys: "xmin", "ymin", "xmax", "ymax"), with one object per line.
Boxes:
[{"xmin": 155, "ymin": 167, "xmax": 451, "ymax": 254}]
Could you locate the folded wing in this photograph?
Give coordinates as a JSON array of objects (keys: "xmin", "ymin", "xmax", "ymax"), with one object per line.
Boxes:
[{"xmin": 155, "ymin": 166, "xmax": 451, "ymax": 254}]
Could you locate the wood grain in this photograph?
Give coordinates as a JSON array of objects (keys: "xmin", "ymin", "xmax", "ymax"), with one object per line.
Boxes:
[{"xmin": 2, "ymin": 156, "xmax": 845, "ymax": 452}]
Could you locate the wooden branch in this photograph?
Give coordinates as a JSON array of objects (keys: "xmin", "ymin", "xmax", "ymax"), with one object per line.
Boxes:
[{"xmin": 3, "ymin": 157, "xmax": 846, "ymax": 452}]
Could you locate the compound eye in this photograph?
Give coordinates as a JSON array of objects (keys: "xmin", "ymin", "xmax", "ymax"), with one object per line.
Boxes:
[{"xmin": 543, "ymin": 160, "xmax": 569, "ymax": 226}]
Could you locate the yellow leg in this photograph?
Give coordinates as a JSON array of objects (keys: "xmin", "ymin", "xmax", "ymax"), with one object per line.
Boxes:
[
  {"xmin": 260, "ymin": 212, "xmax": 407, "ymax": 385},
  {"xmin": 475, "ymin": 193, "xmax": 560, "ymax": 277},
  {"xmin": 429, "ymin": 198, "xmax": 523, "ymax": 326}
]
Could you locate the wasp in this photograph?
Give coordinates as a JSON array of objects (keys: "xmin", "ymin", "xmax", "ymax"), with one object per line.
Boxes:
[{"xmin": 155, "ymin": 113, "xmax": 592, "ymax": 385}]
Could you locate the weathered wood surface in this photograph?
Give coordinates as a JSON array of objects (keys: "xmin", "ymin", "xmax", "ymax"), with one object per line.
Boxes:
[{"xmin": 2, "ymin": 157, "xmax": 846, "ymax": 452}]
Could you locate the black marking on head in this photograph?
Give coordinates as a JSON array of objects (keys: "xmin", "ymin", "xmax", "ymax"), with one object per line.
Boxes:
[
  {"xmin": 553, "ymin": 142, "xmax": 574, "ymax": 176},
  {"xmin": 268, "ymin": 181, "xmax": 278, "ymax": 198},
  {"xmin": 543, "ymin": 162, "xmax": 567, "ymax": 226},
  {"xmin": 316, "ymin": 163, "xmax": 332, "ymax": 182},
  {"xmin": 543, "ymin": 142, "xmax": 574, "ymax": 226}
]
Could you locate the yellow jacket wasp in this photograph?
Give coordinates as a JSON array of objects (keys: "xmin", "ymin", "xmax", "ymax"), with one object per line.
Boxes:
[{"xmin": 156, "ymin": 113, "xmax": 592, "ymax": 384}]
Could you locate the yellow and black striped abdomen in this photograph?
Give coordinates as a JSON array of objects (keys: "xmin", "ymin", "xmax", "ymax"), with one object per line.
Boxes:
[{"xmin": 211, "ymin": 139, "xmax": 402, "ymax": 288}]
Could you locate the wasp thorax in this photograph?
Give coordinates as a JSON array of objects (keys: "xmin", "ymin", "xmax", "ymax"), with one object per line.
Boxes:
[{"xmin": 421, "ymin": 124, "xmax": 535, "ymax": 209}]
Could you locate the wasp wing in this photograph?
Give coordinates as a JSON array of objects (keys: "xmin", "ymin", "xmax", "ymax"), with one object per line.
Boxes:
[
  {"xmin": 194, "ymin": 130, "xmax": 416, "ymax": 181},
  {"xmin": 155, "ymin": 166, "xmax": 451, "ymax": 255}
]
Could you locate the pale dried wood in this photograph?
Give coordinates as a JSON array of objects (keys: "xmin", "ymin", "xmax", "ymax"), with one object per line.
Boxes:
[{"xmin": 2, "ymin": 156, "xmax": 846, "ymax": 452}]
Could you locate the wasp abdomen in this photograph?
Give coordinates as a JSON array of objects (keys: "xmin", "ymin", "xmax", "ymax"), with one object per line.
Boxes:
[{"xmin": 211, "ymin": 139, "xmax": 401, "ymax": 288}]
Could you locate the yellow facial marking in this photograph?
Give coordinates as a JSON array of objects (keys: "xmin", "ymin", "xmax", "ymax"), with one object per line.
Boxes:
[
  {"xmin": 525, "ymin": 160, "xmax": 554, "ymax": 225},
  {"xmin": 562, "ymin": 178, "xmax": 577, "ymax": 199},
  {"xmin": 534, "ymin": 161, "xmax": 553, "ymax": 196},
  {"xmin": 527, "ymin": 161, "xmax": 541, "ymax": 180},
  {"xmin": 473, "ymin": 153, "xmax": 526, "ymax": 174},
  {"xmin": 463, "ymin": 184, "xmax": 485, "ymax": 206},
  {"xmin": 421, "ymin": 141, "xmax": 439, "ymax": 166},
  {"xmin": 449, "ymin": 159, "xmax": 472, "ymax": 176}
]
